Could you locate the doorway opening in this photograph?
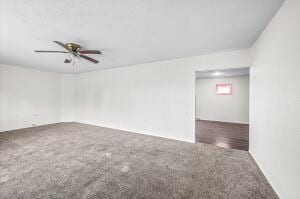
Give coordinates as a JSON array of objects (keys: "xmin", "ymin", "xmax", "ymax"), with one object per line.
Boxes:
[{"xmin": 195, "ymin": 68, "xmax": 249, "ymax": 150}]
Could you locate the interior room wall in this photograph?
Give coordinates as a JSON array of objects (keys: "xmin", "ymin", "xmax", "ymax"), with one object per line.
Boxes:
[
  {"xmin": 196, "ymin": 75, "xmax": 249, "ymax": 124},
  {"xmin": 0, "ymin": 50, "xmax": 250, "ymax": 136},
  {"xmin": 0, "ymin": 64, "xmax": 61, "ymax": 132},
  {"xmin": 250, "ymin": 0, "xmax": 300, "ymax": 198},
  {"xmin": 74, "ymin": 49, "xmax": 251, "ymax": 142},
  {"xmin": 61, "ymin": 74, "xmax": 75, "ymax": 122}
]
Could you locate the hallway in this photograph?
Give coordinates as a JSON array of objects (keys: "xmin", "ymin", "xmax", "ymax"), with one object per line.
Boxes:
[{"xmin": 195, "ymin": 120, "xmax": 249, "ymax": 150}]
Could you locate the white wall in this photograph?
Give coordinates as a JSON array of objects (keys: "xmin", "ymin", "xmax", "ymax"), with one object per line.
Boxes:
[
  {"xmin": 250, "ymin": 0, "xmax": 300, "ymax": 198},
  {"xmin": 196, "ymin": 75, "xmax": 249, "ymax": 123},
  {"xmin": 0, "ymin": 50, "xmax": 250, "ymax": 136},
  {"xmin": 61, "ymin": 74, "xmax": 75, "ymax": 122},
  {"xmin": 74, "ymin": 49, "xmax": 251, "ymax": 142},
  {"xmin": 0, "ymin": 64, "xmax": 61, "ymax": 132}
]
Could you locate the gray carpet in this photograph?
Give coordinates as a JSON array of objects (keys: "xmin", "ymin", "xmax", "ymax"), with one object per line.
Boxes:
[{"xmin": 0, "ymin": 123, "xmax": 277, "ymax": 199}]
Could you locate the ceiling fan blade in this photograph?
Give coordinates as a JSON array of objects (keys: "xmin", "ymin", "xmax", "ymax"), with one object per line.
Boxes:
[
  {"xmin": 53, "ymin": 41, "xmax": 70, "ymax": 51},
  {"xmin": 80, "ymin": 55, "xmax": 99, "ymax": 64},
  {"xmin": 64, "ymin": 59, "xmax": 71, "ymax": 63},
  {"xmin": 79, "ymin": 50, "xmax": 101, "ymax": 54},
  {"xmin": 35, "ymin": 50, "xmax": 69, "ymax": 53}
]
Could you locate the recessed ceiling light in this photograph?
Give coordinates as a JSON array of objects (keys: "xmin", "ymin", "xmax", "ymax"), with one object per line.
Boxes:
[{"xmin": 214, "ymin": 71, "xmax": 221, "ymax": 76}]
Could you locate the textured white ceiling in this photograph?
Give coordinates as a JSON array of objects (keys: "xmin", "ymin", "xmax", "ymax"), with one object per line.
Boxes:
[
  {"xmin": 0, "ymin": 0, "xmax": 284, "ymax": 73},
  {"xmin": 196, "ymin": 67, "xmax": 249, "ymax": 79}
]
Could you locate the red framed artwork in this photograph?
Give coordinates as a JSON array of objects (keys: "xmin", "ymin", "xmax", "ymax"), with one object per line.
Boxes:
[{"xmin": 216, "ymin": 84, "xmax": 232, "ymax": 95}]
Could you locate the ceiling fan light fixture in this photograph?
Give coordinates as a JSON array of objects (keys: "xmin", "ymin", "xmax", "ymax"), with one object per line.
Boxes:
[
  {"xmin": 66, "ymin": 53, "xmax": 79, "ymax": 66},
  {"xmin": 72, "ymin": 56, "xmax": 79, "ymax": 67}
]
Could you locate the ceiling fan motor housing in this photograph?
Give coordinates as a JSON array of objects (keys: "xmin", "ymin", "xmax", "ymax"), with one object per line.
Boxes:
[{"xmin": 66, "ymin": 43, "xmax": 81, "ymax": 52}]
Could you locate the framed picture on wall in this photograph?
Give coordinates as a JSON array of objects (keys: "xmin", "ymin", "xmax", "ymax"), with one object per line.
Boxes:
[{"xmin": 216, "ymin": 84, "xmax": 232, "ymax": 95}]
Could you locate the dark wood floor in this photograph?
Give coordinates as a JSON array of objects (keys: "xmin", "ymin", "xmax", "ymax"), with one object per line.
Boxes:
[{"xmin": 195, "ymin": 119, "xmax": 249, "ymax": 151}]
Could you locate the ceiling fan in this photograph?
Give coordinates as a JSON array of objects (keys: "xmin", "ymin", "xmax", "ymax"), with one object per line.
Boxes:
[{"xmin": 35, "ymin": 41, "xmax": 101, "ymax": 65}]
